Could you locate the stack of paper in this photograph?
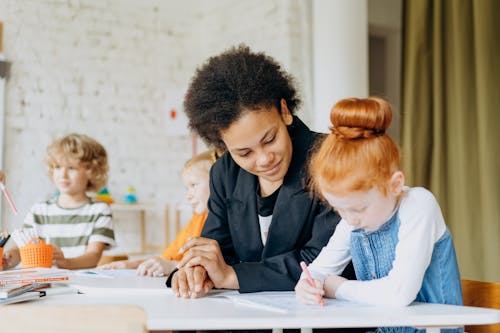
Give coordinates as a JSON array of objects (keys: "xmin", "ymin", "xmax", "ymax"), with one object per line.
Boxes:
[
  {"xmin": 0, "ymin": 291, "xmax": 42, "ymax": 305},
  {"xmin": 0, "ymin": 268, "xmax": 72, "ymax": 305},
  {"xmin": 0, "ymin": 268, "xmax": 69, "ymax": 286},
  {"xmin": 0, "ymin": 283, "xmax": 41, "ymax": 298},
  {"xmin": 0, "ymin": 283, "xmax": 78, "ymax": 305}
]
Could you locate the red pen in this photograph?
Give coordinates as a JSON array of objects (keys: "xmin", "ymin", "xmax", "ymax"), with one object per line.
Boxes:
[{"xmin": 300, "ymin": 261, "xmax": 324, "ymax": 306}]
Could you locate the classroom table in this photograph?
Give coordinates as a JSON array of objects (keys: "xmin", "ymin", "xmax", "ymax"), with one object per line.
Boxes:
[{"xmin": 21, "ymin": 270, "xmax": 500, "ymax": 332}]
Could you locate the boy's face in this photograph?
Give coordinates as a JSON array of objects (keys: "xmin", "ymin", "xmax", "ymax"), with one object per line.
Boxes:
[
  {"xmin": 51, "ymin": 156, "xmax": 90, "ymax": 197},
  {"xmin": 182, "ymin": 166, "xmax": 210, "ymax": 215}
]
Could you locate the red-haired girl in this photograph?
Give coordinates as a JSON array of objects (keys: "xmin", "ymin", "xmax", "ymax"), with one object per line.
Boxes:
[{"xmin": 295, "ymin": 97, "xmax": 462, "ymax": 333}]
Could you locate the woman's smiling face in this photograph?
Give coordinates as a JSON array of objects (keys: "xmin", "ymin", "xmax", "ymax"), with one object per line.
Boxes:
[{"xmin": 221, "ymin": 101, "xmax": 293, "ymax": 192}]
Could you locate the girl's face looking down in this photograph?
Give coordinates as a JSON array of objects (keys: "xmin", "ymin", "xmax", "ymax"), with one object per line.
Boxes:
[
  {"xmin": 321, "ymin": 171, "xmax": 405, "ymax": 232},
  {"xmin": 221, "ymin": 101, "xmax": 293, "ymax": 196}
]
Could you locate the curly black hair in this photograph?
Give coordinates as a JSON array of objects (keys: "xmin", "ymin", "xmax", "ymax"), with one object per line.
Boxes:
[{"xmin": 184, "ymin": 45, "xmax": 301, "ymax": 150}]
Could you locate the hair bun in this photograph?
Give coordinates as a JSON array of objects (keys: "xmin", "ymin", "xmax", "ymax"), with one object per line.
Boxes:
[{"xmin": 329, "ymin": 97, "xmax": 392, "ymax": 140}]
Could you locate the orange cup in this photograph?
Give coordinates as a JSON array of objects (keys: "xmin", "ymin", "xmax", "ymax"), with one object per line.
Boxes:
[{"xmin": 19, "ymin": 238, "xmax": 53, "ymax": 268}]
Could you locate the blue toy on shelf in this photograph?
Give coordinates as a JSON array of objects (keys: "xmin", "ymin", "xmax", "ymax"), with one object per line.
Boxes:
[{"xmin": 123, "ymin": 186, "xmax": 138, "ymax": 204}]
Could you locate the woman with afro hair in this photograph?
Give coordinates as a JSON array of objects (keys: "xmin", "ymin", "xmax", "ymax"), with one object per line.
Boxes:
[{"xmin": 168, "ymin": 45, "xmax": 356, "ymax": 300}]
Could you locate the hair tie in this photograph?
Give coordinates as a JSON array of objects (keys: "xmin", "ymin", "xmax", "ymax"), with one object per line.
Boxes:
[{"xmin": 332, "ymin": 126, "xmax": 385, "ymax": 139}]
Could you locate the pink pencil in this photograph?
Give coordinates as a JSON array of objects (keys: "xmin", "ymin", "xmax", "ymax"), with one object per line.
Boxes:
[
  {"xmin": 300, "ymin": 261, "xmax": 324, "ymax": 306},
  {"xmin": 0, "ymin": 183, "xmax": 18, "ymax": 215}
]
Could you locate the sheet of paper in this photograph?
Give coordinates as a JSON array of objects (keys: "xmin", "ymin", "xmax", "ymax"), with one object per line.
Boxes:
[
  {"xmin": 69, "ymin": 269, "xmax": 170, "ymax": 295},
  {"xmin": 0, "ymin": 283, "xmax": 35, "ymax": 298},
  {"xmin": 74, "ymin": 269, "xmax": 119, "ymax": 279},
  {"xmin": 0, "ymin": 291, "xmax": 41, "ymax": 305},
  {"xmin": 211, "ymin": 291, "xmax": 353, "ymax": 313}
]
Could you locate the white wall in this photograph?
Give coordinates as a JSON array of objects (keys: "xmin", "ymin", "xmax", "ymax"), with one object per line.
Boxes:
[
  {"xmin": 0, "ymin": 0, "xmax": 201, "ymax": 253},
  {"xmin": 312, "ymin": 0, "xmax": 369, "ymax": 133},
  {"xmin": 0, "ymin": 0, "xmax": 314, "ymax": 253},
  {"xmin": 198, "ymin": 0, "xmax": 314, "ymax": 124},
  {"xmin": 0, "ymin": 0, "xmax": 399, "ymax": 254}
]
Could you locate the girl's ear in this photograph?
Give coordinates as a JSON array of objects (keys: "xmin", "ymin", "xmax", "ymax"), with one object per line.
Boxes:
[
  {"xmin": 280, "ymin": 98, "xmax": 293, "ymax": 125},
  {"xmin": 389, "ymin": 171, "xmax": 405, "ymax": 196}
]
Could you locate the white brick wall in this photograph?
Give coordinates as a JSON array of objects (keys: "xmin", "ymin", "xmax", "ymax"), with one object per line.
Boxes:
[
  {"xmin": 0, "ymin": 0, "xmax": 313, "ymax": 254},
  {"xmin": 199, "ymin": 0, "xmax": 313, "ymax": 123}
]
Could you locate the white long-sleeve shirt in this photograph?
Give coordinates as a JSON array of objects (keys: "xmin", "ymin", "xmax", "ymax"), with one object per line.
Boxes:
[{"xmin": 304, "ymin": 187, "xmax": 447, "ymax": 306}]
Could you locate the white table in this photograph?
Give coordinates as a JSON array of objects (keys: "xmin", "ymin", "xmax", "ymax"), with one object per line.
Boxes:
[{"xmin": 29, "ymin": 271, "xmax": 500, "ymax": 332}]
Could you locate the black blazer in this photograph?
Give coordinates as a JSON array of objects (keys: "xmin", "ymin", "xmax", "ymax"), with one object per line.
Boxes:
[
  {"xmin": 165, "ymin": 117, "xmax": 354, "ymax": 290},
  {"xmin": 201, "ymin": 116, "xmax": 354, "ymax": 292}
]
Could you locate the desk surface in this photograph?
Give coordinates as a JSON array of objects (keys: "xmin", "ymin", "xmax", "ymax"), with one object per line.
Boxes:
[
  {"xmin": 19, "ymin": 270, "xmax": 500, "ymax": 331},
  {"xmin": 38, "ymin": 292, "xmax": 500, "ymax": 331},
  {"xmin": 68, "ymin": 269, "xmax": 168, "ymax": 295}
]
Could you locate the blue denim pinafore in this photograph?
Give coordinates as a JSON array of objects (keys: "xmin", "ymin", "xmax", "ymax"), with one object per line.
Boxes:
[{"xmin": 350, "ymin": 212, "xmax": 463, "ymax": 333}]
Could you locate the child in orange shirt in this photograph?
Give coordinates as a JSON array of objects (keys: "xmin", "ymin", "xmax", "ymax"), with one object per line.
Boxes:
[{"xmin": 100, "ymin": 150, "xmax": 217, "ymax": 277}]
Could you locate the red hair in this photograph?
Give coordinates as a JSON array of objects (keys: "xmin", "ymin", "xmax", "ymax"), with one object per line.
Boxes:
[{"xmin": 310, "ymin": 97, "xmax": 400, "ymax": 197}]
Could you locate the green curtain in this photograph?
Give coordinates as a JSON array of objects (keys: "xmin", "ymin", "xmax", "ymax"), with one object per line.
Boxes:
[{"xmin": 402, "ymin": 0, "xmax": 500, "ymax": 281}]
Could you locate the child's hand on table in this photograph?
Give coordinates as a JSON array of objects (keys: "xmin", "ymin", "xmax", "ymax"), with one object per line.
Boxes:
[
  {"xmin": 137, "ymin": 257, "xmax": 175, "ymax": 277},
  {"xmin": 99, "ymin": 260, "xmax": 128, "ymax": 270},
  {"xmin": 323, "ymin": 275, "xmax": 348, "ymax": 298},
  {"xmin": 1, "ymin": 248, "xmax": 20, "ymax": 270},
  {"xmin": 52, "ymin": 246, "xmax": 68, "ymax": 267}
]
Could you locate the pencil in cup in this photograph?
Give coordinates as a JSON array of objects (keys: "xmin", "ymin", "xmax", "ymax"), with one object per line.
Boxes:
[
  {"xmin": 0, "ymin": 233, "xmax": 11, "ymax": 264},
  {"xmin": 19, "ymin": 238, "xmax": 54, "ymax": 268},
  {"xmin": 11, "ymin": 228, "xmax": 38, "ymax": 248},
  {"xmin": 0, "ymin": 233, "xmax": 10, "ymax": 247},
  {"xmin": 300, "ymin": 261, "xmax": 324, "ymax": 306}
]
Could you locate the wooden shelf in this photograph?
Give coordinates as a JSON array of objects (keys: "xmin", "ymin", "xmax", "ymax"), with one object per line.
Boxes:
[{"xmin": 110, "ymin": 203, "xmax": 170, "ymax": 254}]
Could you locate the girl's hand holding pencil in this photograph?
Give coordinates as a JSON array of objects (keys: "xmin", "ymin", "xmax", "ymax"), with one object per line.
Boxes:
[{"xmin": 295, "ymin": 261, "xmax": 325, "ymax": 306}]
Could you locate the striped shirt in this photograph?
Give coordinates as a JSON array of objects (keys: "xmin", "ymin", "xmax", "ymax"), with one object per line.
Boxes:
[{"xmin": 23, "ymin": 197, "xmax": 115, "ymax": 258}]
